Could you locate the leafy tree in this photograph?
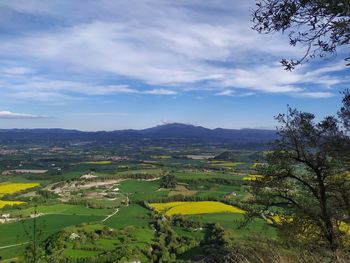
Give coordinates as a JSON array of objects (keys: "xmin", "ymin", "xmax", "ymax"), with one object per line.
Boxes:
[
  {"xmin": 339, "ymin": 89, "xmax": 350, "ymax": 130},
  {"xmin": 252, "ymin": 0, "xmax": 350, "ymax": 70},
  {"xmin": 161, "ymin": 174, "xmax": 177, "ymax": 189},
  {"xmin": 200, "ymin": 223, "xmax": 235, "ymax": 262},
  {"xmin": 248, "ymin": 94, "xmax": 350, "ymax": 251}
]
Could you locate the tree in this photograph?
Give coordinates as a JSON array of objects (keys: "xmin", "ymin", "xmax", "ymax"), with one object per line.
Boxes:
[
  {"xmin": 252, "ymin": 0, "xmax": 350, "ymax": 70},
  {"xmin": 339, "ymin": 89, "xmax": 350, "ymax": 129},
  {"xmin": 24, "ymin": 206, "xmax": 46, "ymax": 263},
  {"xmin": 248, "ymin": 94, "xmax": 350, "ymax": 251},
  {"xmin": 161, "ymin": 174, "xmax": 177, "ymax": 189}
]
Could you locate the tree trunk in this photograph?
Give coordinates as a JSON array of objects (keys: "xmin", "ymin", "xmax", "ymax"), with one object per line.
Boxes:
[{"xmin": 319, "ymin": 179, "xmax": 337, "ymax": 251}]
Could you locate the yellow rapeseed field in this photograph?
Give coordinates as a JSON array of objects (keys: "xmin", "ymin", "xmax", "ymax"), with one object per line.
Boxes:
[
  {"xmin": 150, "ymin": 202, "xmax": 185, "ymax": 212},
  {"xmin": 81, "ymin": 161, "xmax": 112, "ymax": 164},
  {"xmin": 242, "ymin": 174, "xmax": 263, "ymax": 181},
  {"xmin": 0, "ymin": 200, "xmax": 25, "ymax": 208},
  {"xmin": 149, "ymin": 201, "xmax": 245, "ymax": 216},
  {"xmin": 0, "ymin": 182, "xmax": 39, "ymax": 196}
]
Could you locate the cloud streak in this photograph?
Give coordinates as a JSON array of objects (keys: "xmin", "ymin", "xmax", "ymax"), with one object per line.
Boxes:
[{"xmin": 0, "ymin": 111, "xmax": 48, "ymax": 119}]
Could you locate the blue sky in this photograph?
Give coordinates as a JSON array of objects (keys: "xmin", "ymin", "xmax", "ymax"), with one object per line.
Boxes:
[{"xmin": 0, "ymin": 0, "xmax": 348, "ymax": 131}]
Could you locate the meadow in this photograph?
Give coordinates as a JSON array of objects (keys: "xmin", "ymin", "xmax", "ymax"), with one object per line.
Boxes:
[
  {"xmin": 8, "ymin": 204, "xmax": 112, "ymax": 217},
  {"xmin": 118, "ymin": 179, "xmax": 169, "ymax": 201}
]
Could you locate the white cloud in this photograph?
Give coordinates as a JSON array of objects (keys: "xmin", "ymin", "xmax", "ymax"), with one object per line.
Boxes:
[
  {"xmin": 0, "ymin": 111, "xmax": 48, "ymax": 119},
  {"xmin": 216, "ymin": 90, "xmax": 235, "ymax": 96},
  {"xmin": 0, "ymin": 0, "xmax": 347, "ymax": 101},
  {"xmin": 294, "ymin": 92, "xmax": 335, "ymax": 99},
  {"xmin": 144, "ymin": 89, "xmax": 177, "ymax": 95},
  {"xmin": 216, "ymin": 90, "xmax": 255, "ymax": 97}
]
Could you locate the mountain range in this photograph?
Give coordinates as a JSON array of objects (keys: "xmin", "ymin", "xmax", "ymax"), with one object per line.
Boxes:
[{"xmin": 0, "ymin": 123, "xmax": 277, "ymax": 146}]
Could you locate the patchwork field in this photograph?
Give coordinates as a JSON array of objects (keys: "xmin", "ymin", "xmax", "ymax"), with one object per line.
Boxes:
[
  {"xmin": 0, "ymin": 147, "xmax": 283, "ymax": 262},
  {"xmin": 149, "ymin": 201, "xmax": 245, "ymax": 216}
]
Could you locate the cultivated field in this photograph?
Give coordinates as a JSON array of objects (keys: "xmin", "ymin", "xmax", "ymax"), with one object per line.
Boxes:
[
  {"xmin": 149, "ymin": 201, "xmax": 245, "ymax": 216},
  {"xmin": 0, "ymin": 182, "xmax": 39, "ymax": 196}
]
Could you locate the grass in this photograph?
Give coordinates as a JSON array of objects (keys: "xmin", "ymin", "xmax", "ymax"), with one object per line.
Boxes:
[
  {"xmin": 8, "ymin": 204, "xmax": 112, "ymax": 217},
  {"xmin": 118, "ymin": 179, "xmax": 169, "ymax": 201},
  {"xmin": 104, "ymin": 204, "xmax": 151, "ymax": 229},
  {"xmin": 192, "ymin": 183, "xmax": 245, "ymax": 199},
  {"xmin": 0, "ymin": 244, "xmax": 27, "ymax": 262},
  {"xmin": 173, "ymin": 170, "xmax": 243, "ymax": 181},
  {"xmin": 188, "ymin": 213, "xmax": 277, "ymax": 238},
  {"xmin": 172, "ymin": 226, "xmax": 206, "ymax": 240},
  {"xmin": 149, "ymin": 201, "xmax": 245, "ymax": 216}
]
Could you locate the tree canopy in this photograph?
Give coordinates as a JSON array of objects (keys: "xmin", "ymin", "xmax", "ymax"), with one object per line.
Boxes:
[
  {"xmin": 252, "ymin": 0, "xmax": 350, "ymax": 70},
  {"xmin": 248, "ymin": 91, "xmax": 350, "ymax": 251}
]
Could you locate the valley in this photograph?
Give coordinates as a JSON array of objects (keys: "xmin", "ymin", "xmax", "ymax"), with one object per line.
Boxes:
[{"xmin": 0, "ymin": 130, "xmax": 275, "ymax": 262}]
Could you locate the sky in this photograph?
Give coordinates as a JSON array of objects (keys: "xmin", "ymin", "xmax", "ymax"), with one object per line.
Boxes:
[{"xmin": 0, "ymin": 0, "xmax": 348, "ymax": 131}]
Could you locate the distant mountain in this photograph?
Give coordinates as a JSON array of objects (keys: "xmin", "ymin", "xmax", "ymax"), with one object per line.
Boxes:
[{"xmin": 0, "ymin": 123, "xmax": 277, "ymax": 146}]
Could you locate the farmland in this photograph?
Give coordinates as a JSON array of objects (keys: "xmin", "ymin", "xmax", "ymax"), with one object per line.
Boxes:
[
  {"xmin": 0, "ymin": 141, "xmax": 286, "ymax": 262},
  {"xmin": 149, "ymin": 201, "xmax": 245, "ymax": 216},
  {"xmin": 0, "ymin": 182, "xmax": 39, "ymax": 196},
  {"xmin": 0, "ymin": 200, "xmax": 25, "ymax": 209}
]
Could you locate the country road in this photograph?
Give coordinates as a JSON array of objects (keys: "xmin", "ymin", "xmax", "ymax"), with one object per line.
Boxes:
[
  {"xmin": 0, "ymin": 242, "xmax": 28, "ymax": 250},
  {"xmin": 101, "ymin": 208, "xmax": 119, "ymax": 222}
]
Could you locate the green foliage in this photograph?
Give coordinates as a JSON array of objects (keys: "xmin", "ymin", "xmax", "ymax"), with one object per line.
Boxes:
[
  {"xmin": 249, "ymin": 105, "xmax": 350, "ymax": 251},
  {"xmin": 160, "ymin": 174, "xmax": 177, "ymax": 189},
  {"xmin": 253, "ymin": 0, "xmax": 350, "ymax": 70}
]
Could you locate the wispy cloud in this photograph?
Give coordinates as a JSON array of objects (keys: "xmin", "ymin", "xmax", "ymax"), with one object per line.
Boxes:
[
  {"xmin": 0, "ymin": 0, "xmax": 347, "ymax": 108},
  {"xmin": 0, "ymin": 111, "xmax": 48, "ymax": 119},
  {"xmin": 294, "ymin": 92, "xmax": 335, "ymax": 99},
  {"xmin": 144, "ymin": 89, "xmax": 177, "ymax": 95}
]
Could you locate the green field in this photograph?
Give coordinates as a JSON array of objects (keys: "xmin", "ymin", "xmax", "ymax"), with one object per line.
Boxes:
[
  {"xmin": 118, "ymin": 179, "xmax": 169, "ymax": 201},
  {"xmin": 187, "ymin": 213, "xmax": 277, "ymax": 238},
  {"xmin": 8, "ymin": 204, "xmax": 112, "ymax": 217},
  {"xmin": 117, "ymin": 168, "xmax": 164, "ymax": 177},
  {"xmin": 173, "ymin": 170, "xmax": 244, "ymax": 181},
  {"xmin": 104, "ymin": 204, "xmax": 151, "ymax": 229}
]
